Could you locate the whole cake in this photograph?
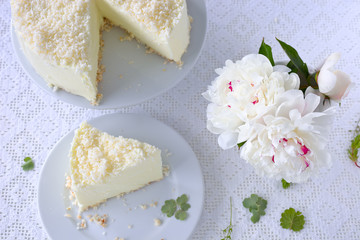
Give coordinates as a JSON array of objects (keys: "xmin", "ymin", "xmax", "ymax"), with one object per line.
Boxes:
[
  {"xmin": 68, "ymin": 122, "xmax": 163, "ymax": 212},
  {"xmin": 11, "ymin": 0, "xmax": 191, "ymax": 104}
]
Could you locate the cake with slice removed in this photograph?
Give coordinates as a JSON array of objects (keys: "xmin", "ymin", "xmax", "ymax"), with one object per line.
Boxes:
[
  {"xmin": 11, "ymin": 0, "xmax": 190, "ymax": 104},
  {"xmin": 68, "ymin": 122, "xmax": 163, "ymax": 212}
]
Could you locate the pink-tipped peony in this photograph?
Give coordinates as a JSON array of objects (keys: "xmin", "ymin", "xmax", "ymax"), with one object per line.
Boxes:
[
  {"xmin": 240, "ymin": 90, "xmax": 335, "ymax": 183},
  {"xmin": 202, "ymin": 54, "xmax": 300, "ymax": 149}
]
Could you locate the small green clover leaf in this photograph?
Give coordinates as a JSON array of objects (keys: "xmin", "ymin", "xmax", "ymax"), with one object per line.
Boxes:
[
  {"xmin": 161, "ymin": 194, "xmax": 191, "ymax": 221},
  {"xmin": 22, "ymin": 157, "xmax": 34, "ymax": 171},
  {"xmin": 175, "ymin": 210, "xmax": 188, "ymax": 220},
  {"xmin": 161, "ymin": 199, "xmax": 177, "ymax": 217},
  {"xmin": 243, "ymin": 194, "xmax": 267, "ymax": 223}
]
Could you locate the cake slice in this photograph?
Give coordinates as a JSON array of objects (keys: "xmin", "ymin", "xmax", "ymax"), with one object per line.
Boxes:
[
  {"xmin": 69, "ymin": 122, "xmax": 163, "ymax": 211},
  {"xmin": 96, "ymin": 0, "xmax": 190, "ymax": 63}
]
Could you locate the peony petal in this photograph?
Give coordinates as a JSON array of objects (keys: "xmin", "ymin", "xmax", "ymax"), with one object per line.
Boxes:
[
  {"xmin": 218, "ymin": 131, "xmax": 239, "ymax": 149},
  {"xmin": 206, "ymin": 120, "xmax": 224, "ymax": 134},
  {"xmin": 318, "ymin": 69, "xmax": 337, "ymax": 94},
  {"xmin": 276, "ymin": 90, "xmax": 304, "ymax": 117},
  {"xmin": 321, "ymin": 52, "xmax": 341, "ymax": 71},
  {"xmin": 284, "ymin": 73, "xmax": 300, "ymax": 90},
  {"xmin": 305, "ymin": 86, "xmax": 317, "ymax": 96},
  {"xmin": 303, "ymin": 93, "xmax": 320, "ymax": 115},
  {"xmin": 328, "ymin": 71, "xmax": 353, "ymax": 100},
  {"xmin": 289, "ymin": 109, "xmax": 302, "ymax": 122},
  {"xmin": 273, "ymin": 64, "xmax": 291, "ymax": 72}
]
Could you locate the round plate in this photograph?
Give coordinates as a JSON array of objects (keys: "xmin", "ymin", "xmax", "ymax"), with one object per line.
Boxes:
[
  {"xmin": 38, "ymin": 113, "xmax": 204, "ymax": 240},
  {"xmin": 11, "ymin": 0, "xmax": 207, "ymax": 109}
]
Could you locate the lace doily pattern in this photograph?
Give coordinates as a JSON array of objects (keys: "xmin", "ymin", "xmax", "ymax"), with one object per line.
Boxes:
[{"xmin": 1, "ymin": 0, "xmax": 360, "ymax": 239}]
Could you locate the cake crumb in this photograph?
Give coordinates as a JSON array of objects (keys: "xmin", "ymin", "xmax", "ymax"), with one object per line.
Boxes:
[
  {"xmin": 140, "ymin": 204, "xmax": 148, "ymax": 210},
  {"xmin": 102, "ymin": 18, "xmax": 113, "ymax": 32},
  {"xmin": 89, "ymin": 214, "xmax": 108, "ymax": 227},
  {"xmin": 154, "ymin": 218, "xmax": 162, "ymax": 226},
  {"xmin": 119, "ymin": 74, "xmax": 123, "ymax": 79},
  {"xmin": 146, "ymin": 47, "xmax": 154, "ymax": 54},
  {"xmin": 162, "ymin": 69, "xmax": 166, "ymax": 72},
  {"xmin": 119, "ymin": 33, "xmax": 134, "ymax": 42},
  {"xmin": 77, "ymin": 215, "xmax": 82, "ymax": 220},
  {"xmin": 163, "ymin": 60, "xmax": 168, "ymax": 65},
  {"xmin": 64, "ymin": 213, "xmax": 72, "ymax": 218},
  {"xmin": 177, "ymin": 61, "xmax": 184, "ymax": 68},
  {"xmin": 189, "ymin": 16, "xmax": 193, "ymax": 23},
  {"xmin": 65, "ymin": 175, "xmax": 72, "ymax": 189},
  {"xmin": 163, "ymin": 165, "xmax": 170, "ymax": 177},
  {"xmin": 128, "ymin": 224, "xmax": 133, "ymax": 229},
  {"xmin": 77, "ymin": 219, "xmax": 87, "ymax": 230},
  {"xmin": 66, "ymin": 206, "xmax": 71, "ymax": 210},
  {"xmin": 150, "ymin": 201, "xmax": 158, "ymax": 207}
]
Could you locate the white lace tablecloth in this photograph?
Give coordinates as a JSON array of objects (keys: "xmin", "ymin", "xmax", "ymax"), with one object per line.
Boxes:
[{"xmin": 1, "ymin": 0, "xmax": 360, "ymax": 239}]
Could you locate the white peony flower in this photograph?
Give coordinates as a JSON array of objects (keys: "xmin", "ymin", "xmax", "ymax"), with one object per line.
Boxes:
[
  {"xmin": 240, "ymin": 89, "xmax": 335, "ymax": 183},
  {"xmin": 317, "ymin": 53, "xmax": 353, "ymax": 102},
  {"xmin": 203, "ymin": 54, "xmax": 300, "ymax": 149}
]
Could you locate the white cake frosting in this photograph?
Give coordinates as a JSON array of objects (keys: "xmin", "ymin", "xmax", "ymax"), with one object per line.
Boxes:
[
  {"xmin": 69, "ymin": 122, "xmax": 163, "ymax": 211},
  {"xmin": 11, "ymin": 0, "xmax": 190, "ymax": 104}
]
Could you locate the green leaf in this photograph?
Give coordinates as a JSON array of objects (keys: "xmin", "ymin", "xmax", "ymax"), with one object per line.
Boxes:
[
  {"xmin": 161, "ymin": 194, "xmax": 191, "ymax": 220},
  {"xmin": 308, "ymin": 73, "xmax": 318, "ymax": 89},
  {"xmin": 180, "ymin": 202, "xmax": 191, "ymax": 211},
  {"xmin": 175, "ymin": 210, "xmax": 188, "ymax": 220},
  {"xmin": 243, "ymin": 194, "xmax": 267, "ymax": 223},
  {"xmin": 258, "ymin": 198, "xmax": 267, "ymax": 211},
  {"xmin": 237, "ymin": 141, "xmax": 246, "ymax": 149},
  {"xmin": 176, "ymin": 194, "xmax": 188, "ymax": 205},
  {"xmin": 259, "ymin": 38, "xmax": 275, "ymax": 66},
  {"xmin": 286, "ymin": 61, "xmax": 298, "ymax": 74},
  {"xmin": 250, "ymin": 211, "xmax": 260, "ymax": 223},
  {"xmin": 161, "ymin": 199, "xmax": 177, "ymax": 217},
  {"xmin": 276, "ymin": 38, "xmax": 309, "ymax": 79},
  {"xmin": 280, "ymin": 208, "xmax": 305, "ymax": 232},
  {"xmin": 348, "ymin": 119, "xmax": 360, "ymax": 166},
  {"xmin": 22, "ymin": 157, "xmax": 34, "ymax": 171},
  {"xmin": 242, "ymin": 194, "xmax": 258, "ymax": 209},
  {"xmin": 281, "ymin": 179, "xmax": 291, "ymax": 189}
]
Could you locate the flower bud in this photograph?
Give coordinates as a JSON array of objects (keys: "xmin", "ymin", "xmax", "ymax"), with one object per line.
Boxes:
[{"xmin": 317, "ymin": 53, "xmax": 353, "ymax": 101}]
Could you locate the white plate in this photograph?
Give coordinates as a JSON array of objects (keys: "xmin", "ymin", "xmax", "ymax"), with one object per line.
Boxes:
[
  {"xmin": 38, "ymin": 113, "xmax": 204, "ymax": 240},
  {"xmin": 11, "ymin": 0, "xmax": 207, "ymax": 109}
]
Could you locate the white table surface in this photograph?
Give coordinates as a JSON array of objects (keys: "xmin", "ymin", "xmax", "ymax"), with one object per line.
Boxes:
[{"xmin": 1, "ymin": 0, "xmax": 360, "ymax": 239}]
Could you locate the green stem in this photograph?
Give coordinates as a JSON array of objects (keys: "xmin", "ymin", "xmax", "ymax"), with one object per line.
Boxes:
[
  {"xmin": 230, "ymin": 197, "xmax": 233, "ymax": 226},
  {"xmin": 350, "ymin": 119, "xmax": 360, "ymax": 168}
]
